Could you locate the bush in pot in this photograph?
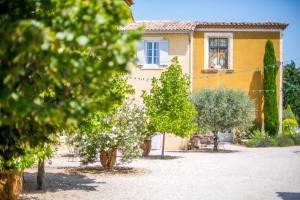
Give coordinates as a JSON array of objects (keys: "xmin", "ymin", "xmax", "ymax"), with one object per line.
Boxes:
[
  {"xmin": 0, "ymin": 146, "xmax": 52, "ymax": 200},
  {"xmin": 70, "ymin": 101, "xmax": 149, "ymax": 168}
]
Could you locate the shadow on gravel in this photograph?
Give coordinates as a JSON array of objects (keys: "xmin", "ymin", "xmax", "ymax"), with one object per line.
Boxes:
[
  {"xmin": 60, "ymin": 166, "xmax": 150, "ymax": 176},
  {"xmin": 277, "ymin": 192, "xmax": 300, "ymax": 200},
  {"xmin": 141, "ymin": 155, "xmax": 182, "ymax": 160},
  {"xmin": 293, "ymin": 151, "xmax": 300, "ymax": 155},
  {"xmin": 22, "ymin": 171, "xmax": 102, "ymax": 193},
  {"xmin": 166, "ymin": 149, "xmax": 240, "ymax": 153}
]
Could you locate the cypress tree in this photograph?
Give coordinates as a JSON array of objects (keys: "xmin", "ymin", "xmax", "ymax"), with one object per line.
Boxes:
[{"xmin": 263, "ymin": 40, "xmax": 279, "ymax": 136}]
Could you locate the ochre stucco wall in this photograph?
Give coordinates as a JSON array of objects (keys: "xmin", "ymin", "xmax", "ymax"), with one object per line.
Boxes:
[
  {"xmin": 128, "ymin": 33, "xmax": 191, "ymax": 150},
  {"xmin": 192, "ymin": 31, "xmax": 281, "ymax": 125},
  {"xmin": 128, "ymin": 33, "xmax": 190, "ymax": 104}
]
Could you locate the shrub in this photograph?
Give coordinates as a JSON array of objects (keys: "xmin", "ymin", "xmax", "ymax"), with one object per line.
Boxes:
[
  {"xmin": 282, "ymin": 118, "xmax": 298, "ymax": 137},
  {"xmin": 283, "ymin": 105, "xmax": 297, "ymax": 120},
  {"xmin": 246, "ymin": 130, "xmax": 272, "ymax": 147},
  {"xmin": 70, "ymin": 101, "xmax": 149, "ymax": 165},
  {"xmin": 270, "ymin": 138, "xmax": 279, "ymax": 147},
  {"xmin": 293, "ymin": 135, "xmax": 300, "ymax": 145},
  {"xmin": 277, "ymin": 136, "xmax": 295, "ymax": 147}
]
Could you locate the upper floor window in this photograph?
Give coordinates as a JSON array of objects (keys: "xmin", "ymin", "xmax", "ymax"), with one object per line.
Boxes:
[
  {"xmin": 137, "ymin": 37, "xmax": 169, "ymax": 69},
  {"xmin": 146, "ymin": 41, "xmax": 160, "ymax": 64},
  {"xmin": 209, "ymin": 38, "xmax": 228, "ymax": 69},
  {"xmin": 204, "ymin": 33, "xmax": 233, "ymax": 70}
]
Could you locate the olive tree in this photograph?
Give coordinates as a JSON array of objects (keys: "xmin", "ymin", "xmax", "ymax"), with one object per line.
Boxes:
[
  {"xmin": 0, "ymin": 0, "xmax": 140, "ymax": 195},
  {"xmin": 192, "ymin": 88, "xmax": 255, "ymax": 151},
  {"xmin": 142, "ymin": 57, "xmax": 196, "ymax": 158}
]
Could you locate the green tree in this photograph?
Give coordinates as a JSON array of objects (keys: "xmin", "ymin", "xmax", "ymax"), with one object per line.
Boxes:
[
  {"xmin": 283, "ymin": 61, "xmax": 300, "ymax": 119},
  {"xmin": 142, "ymin": 57, "xmax": 196, "ymax": 158},
  {"xmin": 192, "ymin": 88, "xmax": 255, "ymax": 151},
  {"xmin": 0, "ymin": 0, "xmax": 140, "ymax": 172},
  {"xmin": 263, "ymin": 40, "xmax": 279, "ymax": 136}
]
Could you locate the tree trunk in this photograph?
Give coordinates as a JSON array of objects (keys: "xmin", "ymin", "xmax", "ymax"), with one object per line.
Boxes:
[
  {"xmin": 213, "ymin": 132, "xmax": 218, "ymax": 152},
  {"xmin": 100, "ymin": 148, "xmax": 117, "ymax": 169},
  {"xmin": 161, "ymin": 133, "xmax": 166, "ymax": 159},
  {"xmin": 0, "ymin": 171, "xmax": 23, "ymax": 200},
  {"xmin": 37, "ymin": 160, "xmax": 45, "ymax": 190}
]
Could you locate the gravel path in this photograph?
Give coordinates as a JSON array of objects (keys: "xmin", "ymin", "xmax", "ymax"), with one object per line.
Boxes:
[{"xmin": 19, "ymin": 145, "xmax": 300, "ymax": 200}]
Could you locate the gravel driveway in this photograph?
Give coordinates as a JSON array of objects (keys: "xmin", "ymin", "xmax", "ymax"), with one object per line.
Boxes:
[{"xmin": 19, "ymin": 145, "xmax": 300, "ymax": 200}]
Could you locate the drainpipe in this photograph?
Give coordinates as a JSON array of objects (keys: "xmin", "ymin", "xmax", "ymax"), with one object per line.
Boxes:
[
  {"xmin": 279, "ymin": 30, "xmax": 284, "ymax": 135},
  {"xmin": 189, "ymin": 31, "xmax": 193, "ymax": 94}
]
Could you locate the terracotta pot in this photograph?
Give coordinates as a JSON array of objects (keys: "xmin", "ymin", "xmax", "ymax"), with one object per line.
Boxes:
[
  {"xmin": 0, "ymin": 171, "xmax": 23, "ymax": 200},
  {"xmin": 140, "ymin": 140, "xmax": 152, "ymax": 156},
  {"xmin": 100, "ymin": 148, "xmax": 117, "ymax": 169}
]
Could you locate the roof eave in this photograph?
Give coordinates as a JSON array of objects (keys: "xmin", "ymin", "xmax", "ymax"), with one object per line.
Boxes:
[{"xmin": 124, "ymin": 0, "xmax": 134, "ymax": 6}]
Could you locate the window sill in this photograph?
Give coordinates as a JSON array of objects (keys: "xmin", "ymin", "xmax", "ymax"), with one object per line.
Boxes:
[
  {"xmin": 139, "ymin": 65, "xmax": 165, "ymax": 70},
  {"xmin": 201, "ymin": 69, "xmax": 234, "ymax": 73}
]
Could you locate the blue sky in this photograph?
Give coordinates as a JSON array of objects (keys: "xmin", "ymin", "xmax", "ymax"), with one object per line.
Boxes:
[{"xmin": 131, "ymin": 0, "xmax": 300, "ymax": 66}]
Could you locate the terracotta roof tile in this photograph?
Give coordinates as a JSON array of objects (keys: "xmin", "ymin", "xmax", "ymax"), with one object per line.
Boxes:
[
  {"xmin": 122, "ymin": 20, "xmax": 196, "ymax": 32},
  {"xmin": 195, "ymin": 22, "xmax": 288, "ymax": 30},
  {"xmin": 122, "ymin": 20, "xmax": 288, "ymax": 32}
]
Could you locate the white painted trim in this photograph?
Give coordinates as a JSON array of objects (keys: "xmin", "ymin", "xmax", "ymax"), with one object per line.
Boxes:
[
  {"xmin": 140, "ymin": 64, "xmax": 164, "ymax": 70},
  {"xmin": 196, "ymin": 28, "xmax": 282, "ymax": 32},
  {"xmin": 204, "ymin": 32, "xmax": 233, "ymax": 70},
  {"xmin": 279, "ymin": 30, "xmax": 283, "ymax": 135},
  {"xmin": 189, "ymin": 32, "xmax": 193, "ymax": 93}
]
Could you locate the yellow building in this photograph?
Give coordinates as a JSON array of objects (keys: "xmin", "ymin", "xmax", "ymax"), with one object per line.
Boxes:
[{"xmin": 122, "ymin": 2, "xmax": 288, "ymax": 149}]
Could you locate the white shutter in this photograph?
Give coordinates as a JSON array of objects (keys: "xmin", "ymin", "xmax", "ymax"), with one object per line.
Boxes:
[
  {"xmin": 159, "ymin": 39, "xmax": 169, "ymax": 66},
  {"xmin": 137, "ymin": 40, "xmax": 145, "ymax": 66}
]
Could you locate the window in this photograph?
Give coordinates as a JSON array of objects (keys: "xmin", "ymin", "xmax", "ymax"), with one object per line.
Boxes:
[
  {"xmin": 204, "ymin": 33, "xmax": 233, "ymax": 70},
  {"xmin": 137, "ymin": 38, "xmax": 169, "ymax": 68},
  {"xmin": 146, "ymin": 41, "xmax": 160, "ymax": 64},
  {"xmin": 209, "ymin": 38, "xmax": 228, "ymax": 69}
]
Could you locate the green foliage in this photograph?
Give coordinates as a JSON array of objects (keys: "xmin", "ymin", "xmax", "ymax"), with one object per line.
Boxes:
[
  {"xmin": 294, "ymin": 135, "xmax": 300, "ymax": 145},
  {"xmin": 142, "ymin": 57, "xmax": 196, "ymax": 138},
  {"xmin": 283, "ymin": 105, "xmax": 297, "ymax": 120},
  {"xmin": 263, "ymin": 40, "xmax": 279, "ymax": 136},
  {"xmin": 193, "ymin": 87, "xmax": 255, "ymax": 135},
  {"xmin": 277, "ymin": 136, "xmax": 295, "ymax": 147},
  {"xmin": 283, "ymin": 61, "xmax": 300, "ymax": 119},
  {"xmin": 0, "ymin": 145, "xmax": 53, "ymax": 171},
  {"xmin": 70, "ymin": 100, "xmax": 149, "ymax": 164},
  {"xmin": 246, "ymin": 129, "xmax": 272, "ymax": 147},
  {"xmin": 282, "ymin": 118, "xmax": 298, "ymax": 137},
  {"xmin": 0, "ymin": 0, "xmax": 140, "ymax": 170},
  {"xmin": 270, "ymin": 138, "xmax": 279, "ymax": 147},
  {"xmin": 245, "ymin": 129, "xmax": 299, "ymax": 147}
]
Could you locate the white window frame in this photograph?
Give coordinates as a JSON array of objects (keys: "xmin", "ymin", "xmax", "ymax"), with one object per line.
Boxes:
[
  {"xmin": 146, "ymin": 41, "xmax": 160, "ymax": 65},
  {"xmin": 204, "ymin": 32, "xmax": 233, "ymax": 70},
  {"xmin": 142, "ymin": 37, "xmax": 164, "ymax": 69}
]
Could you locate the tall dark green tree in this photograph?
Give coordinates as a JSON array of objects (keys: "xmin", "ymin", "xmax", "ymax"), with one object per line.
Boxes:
[
  {"xmin": 263, "ymin": 40, "xmax": 279, "ymax": 136},
  {"xmin": 283, "ymin": 61, "xmax": 300, "ymax": 120}
]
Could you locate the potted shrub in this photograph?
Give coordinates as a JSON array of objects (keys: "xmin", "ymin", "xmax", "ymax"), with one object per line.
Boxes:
[
  {"xmin": 0, "ymin": 147, "xmax": 36, "ymax": 200},
  {"xmin": 71, "ymin": 101, "xmax": 149, "ymax": 168}
]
